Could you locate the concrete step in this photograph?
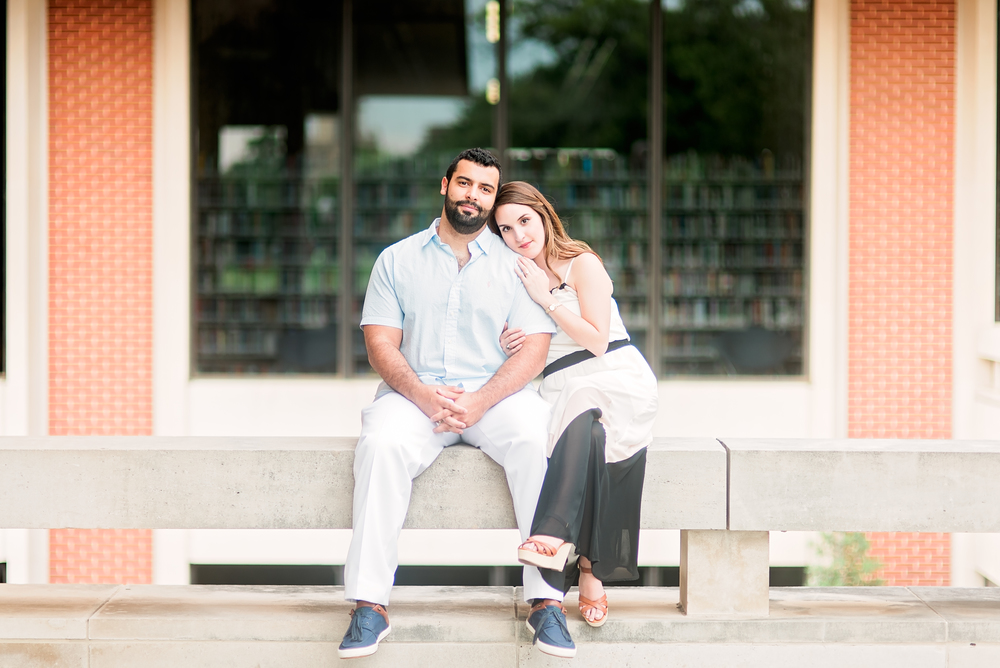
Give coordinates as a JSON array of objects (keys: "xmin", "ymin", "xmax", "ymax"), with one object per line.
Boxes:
[{"xmin": 2, "ymin": 585, "xmax": 1000, "ymax": 667}]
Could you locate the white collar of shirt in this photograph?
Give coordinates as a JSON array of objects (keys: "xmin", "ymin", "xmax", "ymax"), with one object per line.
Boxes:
[{"xmin": 422, "ymin": 218, "xmax": 499, "ymax": 258}]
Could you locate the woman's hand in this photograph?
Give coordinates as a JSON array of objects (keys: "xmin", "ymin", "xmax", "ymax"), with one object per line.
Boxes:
[
  {"xmin": 499, "ymin": 321, "xmax": 525, "ymax": 356},
  {"xmin": 515, "ymin": 256, "xmax": 554, "ymax": 306}
]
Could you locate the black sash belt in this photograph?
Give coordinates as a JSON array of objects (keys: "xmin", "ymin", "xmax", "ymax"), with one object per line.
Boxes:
[{"xmin": 542, "ymin": 339, "xmax": 632, "ymax": 378}]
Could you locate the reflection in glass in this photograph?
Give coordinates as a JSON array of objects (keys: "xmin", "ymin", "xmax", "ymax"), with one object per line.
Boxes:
[
  {"xmin": 507, "ymin": 0, "xmax": 652, "ymax": 358},
  {"xmin": 194, "ymin": 0, "xmax": 343, "ymax": 373},
  {"xmin": 189, "ymin": 0, "xmax": 813, "ymax": 379},
  {"xmin": 662, "ymin": 0, "xmax": 811, "ymax": 375},
  {"xmin": 352, "ymin": 0, "xmax": 495, "ymax": 373}
]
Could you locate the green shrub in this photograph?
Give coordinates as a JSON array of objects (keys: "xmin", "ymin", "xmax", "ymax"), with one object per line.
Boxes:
[{"xmin": 807, "ymin": 532, "xmax": 884, "ymax": 586}]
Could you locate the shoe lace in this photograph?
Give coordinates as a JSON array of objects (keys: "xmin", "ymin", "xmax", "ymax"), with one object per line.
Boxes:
[
  {"xmin": 533, "ymin": 606, "xmax": 571, "ymax": 644},
  {"xmin": 346, "ymin": 608, "xmax": 365, "ymax": 643}
]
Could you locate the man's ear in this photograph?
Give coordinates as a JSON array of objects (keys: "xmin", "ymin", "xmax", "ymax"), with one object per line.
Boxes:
[{"xmin": 440, "ymin": 176, "xmax": 448, "ymax": 196}]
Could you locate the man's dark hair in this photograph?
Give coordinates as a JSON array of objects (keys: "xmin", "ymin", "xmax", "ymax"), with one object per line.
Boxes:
[{"xmin": 445, "ymin": 148, "xmax": 502, "ymax": 185}]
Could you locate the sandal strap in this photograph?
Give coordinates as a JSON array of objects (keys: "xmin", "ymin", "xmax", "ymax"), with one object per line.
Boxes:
[
  {"xmin": 578, "ymin": 593, "xmax": 608, "ymax": 612},
  {"xmin": 520, "ymin": 538, "xmax": 561, "ymax": 558}
]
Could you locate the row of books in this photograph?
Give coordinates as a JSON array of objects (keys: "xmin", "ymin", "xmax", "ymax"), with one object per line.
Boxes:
[
  {"xmin": 555, "ymin": 183, "xmax": 646, "ymax": 210},
  {"xmin": 199, "ymin": 241, "xmax": 343, "ymax": 269},
  {"xmin": 663, "ymin": 212, "xmax": 803, "ymax": 240},
  {"xmin": 198, "ymin": 328, "xmax": 280, "ymax": 356},
  {"xmin": 663, "ymin": 270, "xmax": 804, "ymax": 297},
  {"xmin": 199, "ymin": 209, "xmax": 337, "ymax": 238},
  {"xmin": 616, "ymin": 298, "xmax": 803, "ymax": 330},
  {"xmin": 198, "ymin": 177, "xmax": 340, "ymax": 210},
  {"xmin": 663, "ymin": 298, "xmax": 802, "ymax": 329},
  {"xmin": 663, "ymin": 182, "xmax": 802, "ymax": 211},
  {"xmin": 198, "ymin": 298, "xmax": 339, "ymax": 328},
  {"xmin": 666, "ymin": 242, "xmax": 802, "ymax": 269},
  {"xmin": 197, "ymin": 173, "xmax": 802, "ymax": 213}
]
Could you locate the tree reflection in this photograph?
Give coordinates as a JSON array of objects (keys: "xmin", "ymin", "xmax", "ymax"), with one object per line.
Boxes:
[{"xmin": 424, "ymin": 0, "xmax": 811, "ymax": 164}]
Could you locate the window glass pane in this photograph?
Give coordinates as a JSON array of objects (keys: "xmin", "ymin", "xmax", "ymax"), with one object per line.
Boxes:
[
  {"xmin": 662, "ymin": 0, "xmax": 811, "ymax": 376},
  {"xmin": 193, "ymin": 0, "xmax": 342, "ymax": 373},
  {"xmin": 352, "ymin": 0, "xmax": 495, "ymax": 374},
  {"xmin": 508, "ymin": 0, "xmax": 651, "ymax": 360}
]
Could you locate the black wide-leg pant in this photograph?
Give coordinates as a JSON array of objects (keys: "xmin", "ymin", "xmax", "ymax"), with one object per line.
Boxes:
[{"xmin": 530, "ymin": 408, "xmax": 648, "ymax": 594}]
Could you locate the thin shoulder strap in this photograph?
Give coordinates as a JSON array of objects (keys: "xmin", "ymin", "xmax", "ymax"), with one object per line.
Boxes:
[{"xmin": 563, "ymin": 257, "xmax": 577, "ymax": 283}]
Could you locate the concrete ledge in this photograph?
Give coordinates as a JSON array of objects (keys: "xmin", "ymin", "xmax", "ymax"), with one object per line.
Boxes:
[
  {"xmin": 2, "ymin": 585, "xmax": 1000, "ymax": 667},
  {"xmin": 724, "ymin": 438, "xmax": 1000, "ymax": 532},
  {"xmin": 0, "ymin": 437, "xmax": 726, "ymax": 530}
]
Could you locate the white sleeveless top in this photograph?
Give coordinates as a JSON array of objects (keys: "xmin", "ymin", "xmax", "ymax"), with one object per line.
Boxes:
[{"xmin": 546, "ymin": 257, "xmax": 630, "ymax": 366}]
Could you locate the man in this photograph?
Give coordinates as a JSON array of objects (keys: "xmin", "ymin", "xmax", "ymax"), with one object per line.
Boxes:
[{"xmin": 338, "ymin": 148, "xmax": 576, "ymax": 659}]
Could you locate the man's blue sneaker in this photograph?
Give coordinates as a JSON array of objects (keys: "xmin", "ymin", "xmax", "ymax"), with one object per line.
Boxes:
[
  {"xmin": 526, "ymin": 600, "xmax": 577, "ymax": 658},
  {"xmin": 338, "ymin": 604, "xmax": 391, "ymax": 659}
]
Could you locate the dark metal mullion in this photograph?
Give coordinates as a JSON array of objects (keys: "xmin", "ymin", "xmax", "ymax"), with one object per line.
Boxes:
[
  {"xmin": 338, "ymin": 0, "xmax": 354, "ymax": 376},
  {"xmin": 647, "ymin": 0, "xmax": 663, "ymax": 376},
  {"xmin": 189, "ymin": 5, "xmax": 200, "ymax": 378},
  {"xmin": 494, "ymin": 0, "xmax": 509, "ymax": 173}
]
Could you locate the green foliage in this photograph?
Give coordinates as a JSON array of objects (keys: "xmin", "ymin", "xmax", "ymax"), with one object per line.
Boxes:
[
  {"xmin": 664, "ymin": 0, "xmax": 811, "ymax": 159},
  {"xmin": 807, "ymin": 532, "xmax": 885, "ymax": 586},
  {"xmin": 422, "ymin": 0, "xmax": 812, "ymax": 162},
  {"xmin": 226, "ymin": 127, "xmax": 288, "ymax": 176}
]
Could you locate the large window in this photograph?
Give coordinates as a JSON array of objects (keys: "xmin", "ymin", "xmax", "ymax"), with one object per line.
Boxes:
[
  {"xmin": 192, "ymin": 0, "xmax": 812, "ymax": 378},
  {"xmin": 193, "ymin": 0, "xmax": 344, "ymax": 374},
  {"xmin": 660, "ymin": 0, "xmax": 811, "ymax": 376},
  {"xmin": 507, "ymin": 1, "xmax": 651, "ymax": 358},
  {"xmin": 350, "ymin": 0, "xmax": 495, "ymax": 373}
]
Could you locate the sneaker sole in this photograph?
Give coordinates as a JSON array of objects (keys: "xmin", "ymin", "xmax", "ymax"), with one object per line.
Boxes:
[
  {"xmin": 525, "ymin": 619, "xmax": 577, "ymax": 659},
  {"xmin": 338, "ymin": 625, "xmax": 392, "ymax": 659}
]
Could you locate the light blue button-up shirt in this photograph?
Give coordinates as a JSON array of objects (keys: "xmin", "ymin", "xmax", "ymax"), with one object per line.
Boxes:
[{"xmin": 361, "ymin": 219, "xmax": 555, "ymax": 394}]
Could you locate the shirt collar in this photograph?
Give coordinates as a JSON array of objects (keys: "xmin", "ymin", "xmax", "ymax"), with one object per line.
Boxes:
[{"xmin": 424, "ymin": 218, "xmax": 499, "ymax": 256}]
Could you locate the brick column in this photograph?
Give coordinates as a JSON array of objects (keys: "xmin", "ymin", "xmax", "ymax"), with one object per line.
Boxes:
[
  {"xmin": 48, "ymin": 0, "xmax": 154, "ymax": 584},
  {"xmin": 849, "ymin": 0, "xmax": 955, "ymax": 586}
]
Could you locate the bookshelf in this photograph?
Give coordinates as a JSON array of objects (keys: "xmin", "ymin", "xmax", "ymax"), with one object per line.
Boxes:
[
  {"xmin": 193, "ymin": 152, "xmax": 806, "ymax": 377},
  {"xmin": 660, "ymin": 155, "xmax": 805, "ymax": 375},
  {"xmin": 194, "ymin": 174, "xmax": 341, "ymax": 373}
]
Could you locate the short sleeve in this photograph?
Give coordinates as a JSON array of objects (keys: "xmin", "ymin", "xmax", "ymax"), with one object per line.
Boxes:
[
  {"xmin": 360, "ymin": 248, "xmax": 404, "ymax": 330},
  {"xmin": 509, "ymin": 282, "xmax": 556, "ymax": 336}
]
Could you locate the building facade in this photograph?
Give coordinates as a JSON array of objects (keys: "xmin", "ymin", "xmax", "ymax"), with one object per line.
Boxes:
[{"xmin": 1, "ymin": 0, "xmax": 999, "ymax": 587}]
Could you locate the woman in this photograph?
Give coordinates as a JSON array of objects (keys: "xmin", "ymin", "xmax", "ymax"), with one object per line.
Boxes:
[{"xmin": 490, "ymin": 181, "xmax": 658, "ymax": 627}]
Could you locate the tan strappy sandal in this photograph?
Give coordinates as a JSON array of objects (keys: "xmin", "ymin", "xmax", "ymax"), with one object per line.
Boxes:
[
  {"xmin": 578, "ymin": 565, "xmax": 608, "ymax": 628},
  {"xmin": 517, "ymin": 537, "xmax": 574, "ymax": 571}
]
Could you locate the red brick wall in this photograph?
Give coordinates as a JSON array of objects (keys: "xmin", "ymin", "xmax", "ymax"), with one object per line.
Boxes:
[
  {"xmin": 864, "ymin": 531, "xmax": 951, "ymax": 586},
  {"xmin": 849, "ymin": 0, "xmax": 955, "ymax": 586},
  {"xmin": 49, "ymin": 529, "xmax": 153, "ymax": 584},
  {"xmin": 48, "ymin": 0, "xmax": 154, "ymax": 584}
]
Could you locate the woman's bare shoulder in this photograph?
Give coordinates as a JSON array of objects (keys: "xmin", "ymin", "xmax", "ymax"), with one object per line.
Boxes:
[{"xmin": 569, "ymin": 252, "xmax": 612, "ymax": 290}]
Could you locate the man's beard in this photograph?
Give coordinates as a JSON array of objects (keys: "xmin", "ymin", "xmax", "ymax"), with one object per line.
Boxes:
[{"xmin": 444, "ymin": 195, "xmax": 490, "ymax": 235}]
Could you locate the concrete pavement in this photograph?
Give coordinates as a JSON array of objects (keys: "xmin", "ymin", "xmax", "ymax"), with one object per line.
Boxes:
[{"xmin": 2, "ymin": 584, "xmax": 1000, "ymax": 667}]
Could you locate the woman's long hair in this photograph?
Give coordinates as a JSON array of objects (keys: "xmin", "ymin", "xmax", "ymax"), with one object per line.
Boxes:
[{"xmin": 488, "ymin": 181, "xmax": 600, "ymax": 283}]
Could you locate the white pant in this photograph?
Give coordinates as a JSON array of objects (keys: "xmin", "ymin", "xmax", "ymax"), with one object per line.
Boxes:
[{"xmin": 344, "ymin": 386, "xmax": 564, "ymax": 605}]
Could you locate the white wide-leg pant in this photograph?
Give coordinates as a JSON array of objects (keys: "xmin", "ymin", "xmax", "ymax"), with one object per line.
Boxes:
[{"xmin": 344, "ymin": 386, "xmax": 564, "ymax": 605}]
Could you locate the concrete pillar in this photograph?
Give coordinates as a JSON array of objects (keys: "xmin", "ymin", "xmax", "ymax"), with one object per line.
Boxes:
[{"xmin": 680, "ymin": 530, "xmax": 769, "ymax": 617}]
